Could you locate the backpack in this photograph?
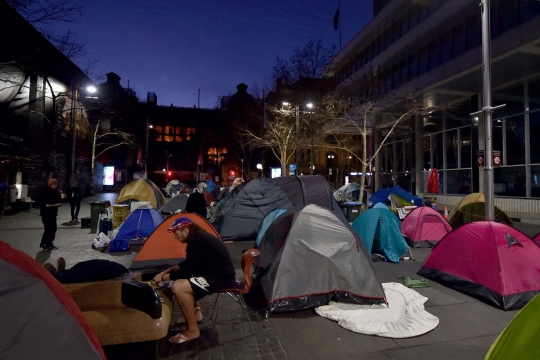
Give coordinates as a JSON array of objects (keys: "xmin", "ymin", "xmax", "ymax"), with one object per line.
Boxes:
[{"xmin": 108, "ymin": 239, "xmax": 130, "ymax": 252}]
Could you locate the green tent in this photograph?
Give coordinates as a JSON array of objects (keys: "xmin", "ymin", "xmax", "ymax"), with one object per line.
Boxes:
[
  {"xmin": 485, "ymin": 293, "xmax": 540, "ymax": 360},
  {"xmin": 352, "ymin": 203, "xmax": 409, "ymax": 263},
  {"xmin": 448, "ymin": 193, "xmax": 513, "ymax": 229}
]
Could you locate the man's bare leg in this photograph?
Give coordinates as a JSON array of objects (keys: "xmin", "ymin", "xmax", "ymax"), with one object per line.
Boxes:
[{"xmin": 170, "ymin": 279, "xmax": 200, "ymax": 342}]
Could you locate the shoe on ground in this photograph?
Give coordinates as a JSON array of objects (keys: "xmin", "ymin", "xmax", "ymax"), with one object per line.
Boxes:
[
  {"xmin": 56, "ymin": 257, "xmax": 66, "ymax": 272},
  {"xmin": 43, "ymin": 263, "xmax": 56, "ymax": 273},
  {"xmin": 40, "ymin": 245, "xmax": 52, "ymax": 252},
  {"xmin": 49, "ymin": 245, "xmax": 58, "ymax": 250}
]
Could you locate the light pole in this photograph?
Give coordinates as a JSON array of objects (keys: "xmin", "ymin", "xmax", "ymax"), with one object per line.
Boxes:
[
  {"xmin": 71, "ymin": 85, "xmax": 96, "ymax": 181},
  {"xmin": 145, "ymin": 121, "xmax": 153, "ymax": 179},
  {"xmin": 283, "ymin": 102, "xmax": 314, "ymax": 176},
  {"xmin": 256, "ymin": 163, "xmax": 263, "ymax": 178},
  {"xmin": 306, "ymin": 103, "xmax": 314, "ymax": 175},
  {"xmin": 470, "ymin": 0, "xmax": 506, "ymax": 221}
]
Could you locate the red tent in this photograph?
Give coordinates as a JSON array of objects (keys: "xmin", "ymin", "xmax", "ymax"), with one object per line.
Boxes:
[
  {"xmin": 418, "ymin": 222, "xmax": 540, "ymax": 310},
  {"xmin": 0, "ymin": 241, "xmax": 106, "ymax": 359},
  {"xmin": 401, "ymin": 207, "xmax": 452, "ymax": 247}
]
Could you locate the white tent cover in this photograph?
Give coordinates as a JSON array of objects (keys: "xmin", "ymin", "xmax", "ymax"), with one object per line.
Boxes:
[{"xmin": 315, "ymin": 282, "xmax": 439, "ymax": 338}]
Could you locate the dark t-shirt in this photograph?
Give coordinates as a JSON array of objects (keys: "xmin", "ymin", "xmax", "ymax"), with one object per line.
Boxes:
[
  {"xmin": 37, "ymin": 186, "xmax": 61, "ymax": 217},
  {"xmin": 185, "ymin": 191, "xmax": 207, "ymax": 218},
  {"xmin": 169, "ymin": 230, "xmax": 236, "ymax": 281}
]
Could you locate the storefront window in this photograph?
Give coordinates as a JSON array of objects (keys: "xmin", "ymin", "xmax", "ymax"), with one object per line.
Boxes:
[
  {"xmin": 461, "ymin": 128, "xmax": 472, "ymax": 168},
  {"xmin": 528, "ymin": 78, "xmax": 540, "ymax": 112},
  {"xmin": 494, "ymin": 166, "xmax": 526, "ymax": 197},
  {"xmin": 446, "ymin": 169, "xmax": 472, "ymax": 195},
  {"xmin": 428, "ymin": 40, "xmax": 439, "ymax": 70},
  {"xmin": 418, "ymin": 47, "xmax": 428, "ymax": 75},
  {"xmin": 396, "ymin": 173, "xmax": 412, "ymax": 193},
  {"xmin": 531, "ymin": 165, "xmax": 540, "ymax": 197},
  {"xmin": 505, "ymin": 115, "xmax": 525, "ymax": 165},
  {"xmin": 409, "ymin": 53, "xmax": 418, "ymax": 80},
  {"xmin": 530, "ymin": 111, "xmax": 540, "ymax": 164},
  {"xmin": 452, "ymin": 24, "xmax": 465, "ymax": 58},
  {"xmin": 440, "ymin": 31, "xmax": 451, "ymax": 63},
  {"xmin": 492, "ymin": 119, "xmax": 503, "ymax": 162},
  {"xmin": 497, "ymin": 0, "xmax": 518, "ymax": 35},
  {"xmin": 520, "ymin": 0, "xmax": 540, "ymax": 23},
  {"xmin": 423, "ymin": 136, "xmax": 431, "ymax": 170},
  {"xmin": 433, "ymin": 133, "xmax": 444, "ymax": 169},
  {"xmin": 446, "ymin": 130, "xmax": 458, "ymax": 169},
  {"xmin": 493, "ymin": 83, "xmax": 524, "ymax": 117},
  {"xmin": 465, "ymin": 14, "xmax": 481, "ymax": 50}
]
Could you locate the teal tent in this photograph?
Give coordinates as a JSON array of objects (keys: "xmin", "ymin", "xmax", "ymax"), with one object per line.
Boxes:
[
  {"xmin": 255, "ymin": 208, "xmax": 288, "ymax": 247},
  {"xmin": 352, "ymin": 203, "xmax": 409, "ymax": 263}
]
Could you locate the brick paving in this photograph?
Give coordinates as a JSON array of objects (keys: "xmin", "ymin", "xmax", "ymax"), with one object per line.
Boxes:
[{"xmin": 158, "ymin": 293, "xmax": 288, "ymax": 360}]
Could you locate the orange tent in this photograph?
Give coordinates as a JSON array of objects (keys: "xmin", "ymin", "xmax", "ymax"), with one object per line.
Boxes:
[{"xmin": 130, "ymin": 213, "xmax": 221, "ymax": 270}]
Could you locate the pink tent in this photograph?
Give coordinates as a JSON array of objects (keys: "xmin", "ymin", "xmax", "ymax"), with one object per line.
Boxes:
[
  {"xmin": 533, "ymin": 233, "xmax": 540, "ymax": 247},
  {"xmin": 418, "ymin": 221, "xmax": 540, "ymax": 310},
  {"xmin": 402, "ymin": 207, "xmax": 451, "ymax": 248}
]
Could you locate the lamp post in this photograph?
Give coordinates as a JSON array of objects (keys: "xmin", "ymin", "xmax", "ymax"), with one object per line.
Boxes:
[
  {"xmin": 145, "ymin": 121, "xmax": 153, "ymax": 179},
  {"xmin": 71, "ymin": 85, "xmax": 96, "ymax": 181},
  {"xmin": 283, "ymin": 102, "xmax": 314, "ymax": 176},
  {"xmin": 306, "ymin": 103, "xmax": 314, "ymax": 175},
  {"xmin": 256, "ymin": 163, "xmax": 263, "ymax": 178}
]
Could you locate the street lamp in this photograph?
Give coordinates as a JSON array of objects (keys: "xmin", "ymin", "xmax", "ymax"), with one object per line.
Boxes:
[
  {"xmin": 145, "ymin": 120, "xmax": 152, "ymax": 179},
  {"xmin": 72, "ymin": 85, "xmax": 98, "ymax": 181},
  {"xmin": 283, "ymin": 101, "xmax": 315, "ymax": 175},
  {"xmin": 256, "ymin": 163, "xmax": 263, "ymax": 178}
]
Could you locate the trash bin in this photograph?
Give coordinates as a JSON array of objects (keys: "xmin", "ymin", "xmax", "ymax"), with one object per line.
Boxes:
[
  {"xmin": 343, "ymin": 202, "xmax": 364, "ymax": 222},
  {"xmin": 90, "ymin": 201, "xmax": 108, "ymax": 233}
]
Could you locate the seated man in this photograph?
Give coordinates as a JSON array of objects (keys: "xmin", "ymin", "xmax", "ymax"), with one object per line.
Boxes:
[{"xmin": 153, "ymin": 217, "xmax": 236, "ymax": 344}]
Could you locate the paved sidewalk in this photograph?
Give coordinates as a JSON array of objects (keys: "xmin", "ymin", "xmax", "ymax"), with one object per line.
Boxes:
[{"xmin": 2, "ymin": 196, "xmax": 540, "ymax": 360}]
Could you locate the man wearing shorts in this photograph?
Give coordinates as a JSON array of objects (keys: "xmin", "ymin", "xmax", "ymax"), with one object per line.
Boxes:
[{"xmin": 153, "ymin": 217, "xmax": 236, "ymax": 343}]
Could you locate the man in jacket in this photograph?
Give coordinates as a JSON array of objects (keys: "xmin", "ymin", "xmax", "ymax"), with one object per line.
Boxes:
[
  {"xmin": 38, "ymin": 179, "xmax": 62, "ymax": 251},
  {"xmin": 153, "ymin": 217, "xmax": 236, "ymax": 344},
  {"xmin": 68, "ymin": 182, "xmax": 82, "ymax": 222}
]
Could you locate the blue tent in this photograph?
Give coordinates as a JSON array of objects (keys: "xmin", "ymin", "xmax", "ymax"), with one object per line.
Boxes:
[
  {"xmin": 205, "ymin": 180, "xmax": 218, "ymax": 188},
  {"xmin": 113, "ymin": 207, "xmax": 164, "ymax": 241},
  {"xmin": 351, "ymin": 205, "xmax": 408, "ymax": 263},
  {"xmin": 369, "ymin": 186, "xmax": 422, "ymax": 206},
  {"xmin": 255, "ymin": 208, "xmax": 288, "ymax": 247}
]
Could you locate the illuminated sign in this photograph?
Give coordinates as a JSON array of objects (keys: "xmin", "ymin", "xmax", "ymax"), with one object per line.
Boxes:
[
  {"xmin": 271, "ymin": 168, "xmax": 281, "ymax": 178},
  {"xmin": 104, "ymin": 166, "xmax": 114, "ymax": 185}
]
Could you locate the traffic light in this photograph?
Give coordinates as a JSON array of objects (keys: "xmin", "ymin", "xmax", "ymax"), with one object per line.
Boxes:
[
  {"xmin": 229, "ymin": 170, "xmax": 235, "ymax": 177},
  {"xmin": 167, "ymin": 171, "xmax": 172, "ymax": 176}
]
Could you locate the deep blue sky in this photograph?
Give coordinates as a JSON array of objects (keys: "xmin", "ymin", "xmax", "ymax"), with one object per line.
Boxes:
[{"xmin": 51, "ymin": 0, "xmax": 372, "ymax": 108}]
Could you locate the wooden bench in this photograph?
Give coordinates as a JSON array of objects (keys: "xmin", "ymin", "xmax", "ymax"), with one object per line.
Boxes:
[{"xmin": 64, "ymin": 274, "xmax": 172, "ymax": 359}]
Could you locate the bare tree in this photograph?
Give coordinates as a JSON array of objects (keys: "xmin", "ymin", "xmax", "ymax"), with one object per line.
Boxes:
[
  {"xmin": 245, "ymin": 106, "xmax": 299, "ymax": 176},
  {"xmin": 271, "ymin": 39, "xmax": 335, "ymax": 87},
  {"xmin": 323, "ymin": 71, "xmax": 443, "ymax": 202},
  {"xmin": 8, "ymin": 0, "xmax": 86, "ymax": 58}
]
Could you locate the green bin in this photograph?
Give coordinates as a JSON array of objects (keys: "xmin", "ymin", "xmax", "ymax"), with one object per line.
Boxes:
[
  {"xmin": 90, "ymin": 201, "xmax": 108, "ymax": 233},
  {"xmin": 343, "ymin": 202, "xmax": 363, "ymax": 222}
]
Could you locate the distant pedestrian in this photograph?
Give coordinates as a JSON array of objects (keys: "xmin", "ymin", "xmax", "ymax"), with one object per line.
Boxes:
[
  {"xmin": 185, "ymin": 189, "xmax": 207, "ymax": 218},
  {"xmin": 37, "ymin": 179, "xmax": 62, "ymax": 251},
  {"xmin": 68, "ymin": 182, "xmax": 82, "ymax": 222}
]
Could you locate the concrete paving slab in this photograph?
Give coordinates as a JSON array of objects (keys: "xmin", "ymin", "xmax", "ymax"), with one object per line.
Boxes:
[
  {"xmin": 393, "ymin": 302, "xmax": 515, "ymax": 348},
  {"xmin": 384, "ymin": 335, "xmax": 497, "ymax": 360}
]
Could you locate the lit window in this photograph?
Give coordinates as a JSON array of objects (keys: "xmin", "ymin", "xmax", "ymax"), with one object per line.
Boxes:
[
  {"xmin": 164, "ymin": 136, "xmax": 173, "ymax": 142},
  {"xmin": 176, "ymin": 136, "xmax": 183, "ymax": 142},
  {"xmin": 175, "ymin": 127, "xmax": 181, "ymax": 135},
  {"xmin": 155, "ymin": 126, "xmax": 163, "ymax": 134},
  {"xmin": 164, "ymin": 126, "xmax": 173, "ymax": 135},
  {"xmin": 156, "ymin": 135, "xmax": 162, "ymax": 142}
]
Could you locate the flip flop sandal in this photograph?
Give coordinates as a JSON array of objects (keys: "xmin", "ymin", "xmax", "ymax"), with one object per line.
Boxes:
[
  {"xmin": 168, "ymin": 333, "xmax": 199, "ymax": 344},
  {"xmin": 176, "ymin": 309, "xmax": 203, "ymax": 324}
]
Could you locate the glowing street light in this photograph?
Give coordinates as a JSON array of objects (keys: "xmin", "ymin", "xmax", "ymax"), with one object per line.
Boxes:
[
  {"xmin": 86, "ymin": 85, "xmax": 97, "ymax": 93},
  {"xmin": 282, "ymin": 102, "xmax": 289, "ymax": 106},
  {"xmin": 256, "ymin": 164, "xmax": 263, "ymax": 170},
  {"xmin": 306, "ymin": 103, "xmax": 313, "ymax": 109}
]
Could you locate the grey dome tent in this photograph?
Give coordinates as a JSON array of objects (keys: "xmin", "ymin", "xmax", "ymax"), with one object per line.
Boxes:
[
  {"xmin": 210, "ymin": 175, "xmax": 344, "ymax": 240},
  {"xmin": 160, "ymin": 194, "xmax": 189, "ymax": 214},
  {"xmin": 255, "ymin": 204, "xmax": 386, "ymax": 313}
]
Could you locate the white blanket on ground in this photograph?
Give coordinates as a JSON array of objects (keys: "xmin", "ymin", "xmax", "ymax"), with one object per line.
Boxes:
[{"xmin": 315, "ymin": 282, "xmax": 439, "ymax": 338}]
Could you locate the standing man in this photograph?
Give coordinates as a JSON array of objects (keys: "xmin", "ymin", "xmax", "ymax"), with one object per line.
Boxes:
[
  {"xmin": 185, "ymin": 189, "xmax": 207, "ymax": 218},
  {"xmin": 38, "ymin": 179, "xmax": 62, "ymax": 251},
  {"xmin": 153, "ymin": 217, "xmax": 236, "ymax": 344},
  {"xmin": 68, "ymin": 182, "xmax": 82, "ymax": 222}
]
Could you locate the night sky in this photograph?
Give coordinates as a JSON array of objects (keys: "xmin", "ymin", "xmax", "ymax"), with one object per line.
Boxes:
[{"xmin": 49, "ymin": 0, "xmax": 372, "ymax": 108}]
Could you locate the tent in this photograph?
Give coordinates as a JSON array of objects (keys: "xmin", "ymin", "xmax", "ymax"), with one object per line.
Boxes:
[
  {"xmin": 130, "ymin": 213, "xmax": 221, "ymax": 270},
  {"xmin": 351, "ymin": 203, "xmax": 409, "ymax": 263},
  {"xmin": 205, "ymin": 180, "xmax": 218, "ymax": 188},
  {"xmin": 113, "ymin": 204, "xmax": 164, "ymax": 242},
  {"xmin": 0, "ymin": 241, "xmax": 106, "ymax": 359},
  {"xmin": 447, "ymin": 193, "xmax": 513, "ymax": 228},
  {"xmin": 533, "ymin": 233, "xmax": 540, "ymax": 246},
  {"xmin": 369, "ymin": 186, "xmax": 422, "ymax": 206},
  {"xmin": 197, "ymin": 182, "xmax": 208, "ymax": 192},
  {"xmin": 117, "ymin": 179, "xmax": 167, "ymax": 209},
  {"xmin": 255, "ymin": 205, "xmax": 386, "ymax": 313},
  {"xmin": 209, "ymin": 186, "xmax": 221, "ymax": 199},
  {"xmin": 165, "ymin": 180, "xmax": 186, "ymax": 197},
  {"xmin": 231, "ymin": 177, "xmax": 244, "ymax": 189},
  {"xmin": 334, "ymin": 182, "xmax": 360, "ymax": 202},
  {"xmin": 210, "ymin": 175, "xmax": 343, "ymax": 240},
  {"xmin": 254, "ymin": 208, "xmax": 287, "ymax": 247},
  {"xmin": 418, "ymin": 221, "xmax": 540, "ymax": 310},
  {"xmin": 160, "ymin": 194, "xmax": 189, "ymax": 214},
  {"xmin": 215, "ymin": 187, "xmax": 230, "ymax": 202},
  {"xmin": 402, "ymin": 207, "xmax": 452, "ymax": 247},
  {"xmin": 485, "ymin": 294, "xmax": 540, "ymax": 360}
]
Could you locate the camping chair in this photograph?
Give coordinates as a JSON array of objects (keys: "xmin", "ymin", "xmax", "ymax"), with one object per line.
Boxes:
[{"xmin": 208, "ymin": 248, "xmax": 260, "ymax": 339}]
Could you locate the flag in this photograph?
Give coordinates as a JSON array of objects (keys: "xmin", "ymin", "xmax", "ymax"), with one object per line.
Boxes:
[{"xmin": 333, "ymin": 4, "xmax": 340, "ymax": 31}]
